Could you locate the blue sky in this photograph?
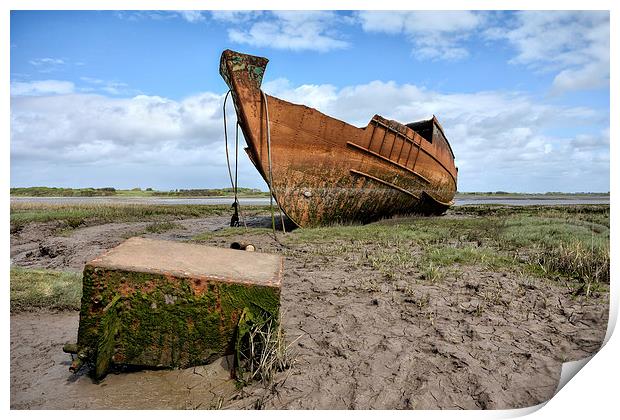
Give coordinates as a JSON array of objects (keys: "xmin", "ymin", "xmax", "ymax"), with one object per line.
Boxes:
[{"xmin": 10, "ymin": 10, "xmax": 610, "ymax": 192}]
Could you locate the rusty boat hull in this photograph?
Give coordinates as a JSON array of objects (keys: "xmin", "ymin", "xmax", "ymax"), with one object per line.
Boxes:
[{"xmin": 220, "ymin": 49, "xmax": 458, "ymax": 228}]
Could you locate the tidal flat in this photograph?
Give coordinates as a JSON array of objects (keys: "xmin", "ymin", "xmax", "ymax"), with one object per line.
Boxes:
[{"xmin": 10, "ymin": 202, "xmax": 609, "ymax": 409}]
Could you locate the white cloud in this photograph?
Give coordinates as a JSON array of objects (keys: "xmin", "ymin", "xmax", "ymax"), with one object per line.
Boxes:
[
  {"xmin": 486, "ymin": 11, "xmax": 609, "ymax": 94},
  {"xmin": 115, "ymin": 10, "xmax": 206, "ymax": 23},
  {"xmin": 114, "ymin": 11, "xmax": 172, "ymax": 21},
  {"xmin": 355, "ymin": 11, "xmax": 609, "ymax": 92},
  {"xmin": 263, "ymin": 78, "xmax": 338, "ymax": 110},
  {"xmin": 263, "ymin": 78, "xmax": 608, "ymax": 192},
  {"xmin": 571, "ymin": 129, "xmax": 609, "ymax": 152},
  {"xmin": 29, "ymin": 58, "xmax": 65, "ymax": 66},
  {"xmin": 79, "ymin": 77, "xmax": 136, "ymax": 96},
  {"xmin": 10, "ymin": 80, "xmax": 75, "ymax": 96},
  {"xmin": 28, "ymin": 57, "xmax": 66, "ymax": 73},
  {"xmin": 551, "ymin": 61, "xmax": 609, "ymax": 94},
  {"xmin": 11, "ymin": 92, "xmax": 226, "ymax": 167},
  {"xmin": 357, "ymin": 11, "xmax": 484, "ymax": 61},
  {"xmin": 225, "ymin": 11, "xmax": 350, "ymax": 52},
  {"xmin": 10, "ymin": 89, "xmax": 255, "ymax": 189},
  {"xmin": 210, "ymin": 11, "xmax": 263, "ymax": 23},
  {"xmin": 176, "ymin": 11, "xmax": 206, "ymax": 23},
  {"xmin": 80, "ymin": 76, "xmax": 104, "ymax": 84},
  {"xmin": 10, "ymin": 79, "xmax": 608, "ymax": 192}
]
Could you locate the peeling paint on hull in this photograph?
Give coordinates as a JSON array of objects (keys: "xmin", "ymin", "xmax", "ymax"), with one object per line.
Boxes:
[{"xmin": 220, "ymin": 49, "xmax": 458, "ymax": 228}]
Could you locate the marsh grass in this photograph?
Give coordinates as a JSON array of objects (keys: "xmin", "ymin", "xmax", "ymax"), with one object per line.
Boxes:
[
  {"xmin": 420, "ymin": 262, "xmax": 442, "ymax": 283},
  {"xmin": 234, "ymin": 310, "xmax": 297, "ymax": 387},
  {"xmin": 196, "ymin": 205, "xmax": 609, "ymax": 292},
  {"xmin": 10, "ymin": 202, "xmax": 269, "ymax": 230},
  {"xmin": 10, "ymin": 268, "xmax": 82, "ymax": 312},
  {"xmin": 287, "ymin": 205, "xmax": 610, "ymax": 289},
  {"xmin": 498, "ymin": 216, "xmax": 609, "ymax": 250},
  {"xmin": 191, "ymin": 227, "xmax": 274, "ymax": 242},
  {"xmin": 367, "ymin": 246, "xmax": 417, "ymax": 280},
  {"xmin": 536, "ymin": 241, "xmax": 610, "ymax": 296},
  {"xmin": 11, "ymin": 204, "xmax": 609, "ymax": 302},
  {"xmin": 144, "ymin": 221, "xmax": 185, "ymax": 233}
]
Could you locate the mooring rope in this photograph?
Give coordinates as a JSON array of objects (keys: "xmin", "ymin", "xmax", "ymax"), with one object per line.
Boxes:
[
  {"xmin": 223, "ymin": 90, "xmax": 246, "ymax": 229},
  {"xmin": 234, "ymin": 121, "xmax": 247, "ymax": 228},
  {"xmin": 223, "ymin": 88, "xmax": 287, "ymax": 241},
  {"xmin": 262, "ymin": 90, "xmax": 277, "ymax": 239},
  {"xmin": 261, "ymin": 91, "xmax": 287, "ymax": 240}
]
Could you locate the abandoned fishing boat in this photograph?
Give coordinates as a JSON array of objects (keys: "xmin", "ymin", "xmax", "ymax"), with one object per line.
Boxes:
[{"xmin": 220, "ymin": 49, "xmax": 458, "ymax": 228}]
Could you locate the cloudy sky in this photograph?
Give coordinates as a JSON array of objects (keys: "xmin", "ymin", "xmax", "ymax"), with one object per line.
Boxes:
[{"xmin": 10, "ymin": 10, "xmax": 610, "ymax": 192}]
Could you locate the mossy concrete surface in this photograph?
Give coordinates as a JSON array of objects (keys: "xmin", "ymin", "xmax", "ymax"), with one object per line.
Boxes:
[{"xmin": 74, "ymin": 237, "xmax": 282, "ymax": 378}]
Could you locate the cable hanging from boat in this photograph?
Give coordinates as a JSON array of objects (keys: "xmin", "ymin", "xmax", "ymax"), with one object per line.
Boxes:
[
  {"xmin": 261, "ymin": 90, "xmax": 286, "ymax": 240},
  {"xmin": 223, "ymin": 90, "xmax": 246, "ymax": 229},
  {"xmin": 234, "ymin": 121, "xmax": 246, "ymax": 228}
]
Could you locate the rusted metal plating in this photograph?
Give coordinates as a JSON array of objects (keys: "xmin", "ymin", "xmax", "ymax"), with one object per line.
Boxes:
[{"xmin": 219, "ymin": 49, "xmax": 458, "ymax": 228}]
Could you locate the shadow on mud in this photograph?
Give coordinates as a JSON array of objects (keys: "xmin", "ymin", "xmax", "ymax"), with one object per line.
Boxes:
[{"xmin": 244, "ymin": 214, "xmax": 298, "ymax": 232}]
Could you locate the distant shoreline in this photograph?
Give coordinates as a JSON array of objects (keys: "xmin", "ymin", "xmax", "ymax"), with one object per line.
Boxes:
[
  {"xmin": 9, "ymin": 187, "xmax": 610, "ymax": 199},
  {"xmin": 455, "ymin": 193, "xmax": 610, "ymax": 200},
  {"xmin": 9, "ymin": 187, "xmax": 270, "ymax": 198}
]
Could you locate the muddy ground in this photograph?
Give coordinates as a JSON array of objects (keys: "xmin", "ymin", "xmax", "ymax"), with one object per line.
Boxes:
[{"xmin": 10, "ymin": 214, "xmax": 609, "ymax": 409}]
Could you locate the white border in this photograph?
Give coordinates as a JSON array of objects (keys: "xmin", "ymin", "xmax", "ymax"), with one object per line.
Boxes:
[{"xmin": 3, "ymin": 1, "xmax": 616, "ymax": 419}]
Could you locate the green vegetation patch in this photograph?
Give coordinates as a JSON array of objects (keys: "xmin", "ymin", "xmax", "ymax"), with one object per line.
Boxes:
[
  {"xmin": 144, "ymin": 221, "xmax": 185, "ymax": 234},
  {"xmin": 10, "ymin": 268, "xmax": 82, "ymax": 312},
  {"xmin": 192, "ymin": 227, "xmax": 274, "ymax": 242},
  {"xmin": 499, "ymin": 216, "xmax": 609, "ymax": 249},
  {"xmin": 11, "ymin": 187, "xmax": 117, "ymax": 197},
  {"xmin": 151, "ymin": 187, "xmax": 269, "ymax": 197},
  {"xmin": 284, "ymin": 205, "xmax": 610, "ymax": 290},
  {"xmin": 10, "ymin": 186, "xmax": 269, "ymax": 198},
  {"xmin": 10, "ymin": 203, "xmax": 269, "ymax": 230}
]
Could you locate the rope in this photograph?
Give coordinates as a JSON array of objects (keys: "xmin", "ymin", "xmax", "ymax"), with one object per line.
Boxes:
[
  {"xmin": 223, "ymin": 90, "xmax": 246, "ymax": 229},
  {"xmin": 223, "ymin": 89, "xmax": 287, "ymax": 242},
  {"xmin": 234, "ymin": 120, "xmax": 239, "ymax": 203},
  {"xmin": 223, "ymin": 91, "xmax": 234, "ymax": 188},
  {"xmin": 235, "ymin": 122, "xmax": 247, "ymax": 228},
  {"xmin": 261, "ymin": 91, "xmax": 287, "ymax": 240},
  {"xmin": 262, "ymin": 90, "xmax": 277, "ymax": 240}
]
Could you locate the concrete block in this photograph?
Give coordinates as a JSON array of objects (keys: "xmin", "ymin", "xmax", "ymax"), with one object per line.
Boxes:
[{"xmin": 73, "ymin": 237, "xmax": 283, "ymax": 378}]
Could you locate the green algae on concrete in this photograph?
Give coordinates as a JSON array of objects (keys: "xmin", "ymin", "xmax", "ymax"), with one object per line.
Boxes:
[
  {"xmin": 71, "ymin": 237, "xmax": 283, "ymax": 379},
  {"xmin": 94, "ymin": 294, "xmax": 121, "ymax": 378}
]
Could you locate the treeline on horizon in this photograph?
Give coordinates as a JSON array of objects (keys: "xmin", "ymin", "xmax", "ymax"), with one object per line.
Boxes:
[{"xmin": 9, "ymin": 186, "xmax": 269, "ymax": 197}]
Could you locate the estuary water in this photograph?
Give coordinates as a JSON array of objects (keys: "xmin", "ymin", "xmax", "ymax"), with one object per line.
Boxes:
[{"xmin": 10, "ymin": 196, "xmax": 610, "ymax": 207}]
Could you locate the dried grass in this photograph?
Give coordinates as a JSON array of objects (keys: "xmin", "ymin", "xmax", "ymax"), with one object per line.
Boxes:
[{"xmin": 234, "ymin": 310, "xmax": 299, "ymax": 386}]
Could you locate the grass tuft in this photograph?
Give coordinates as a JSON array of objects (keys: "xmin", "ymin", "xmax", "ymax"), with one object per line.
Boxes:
[
  {"xmin": 10, "ymin": 268, "xmax": 82, "ymax": 312},
  {"xmin": 192, "ymin": 227, "xmax": 274, "ymax": 242},
  {"xmin": 144, "ymin": 221, "xmax": 184, "ymax": 233},
  {"xmin": 536, "ymin": 241, "xmax": 609, "ymax": 295},
  {"xmin": 234, "ymin": 310, "xmax": 297, "ymax": 387},
  {"xmin": 420, "ymin": 262, "xmax": 442, "ymax": 283},
  {"xmin": 10, "ymin": 202, "xmax": 269, "ymax": 230}
]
